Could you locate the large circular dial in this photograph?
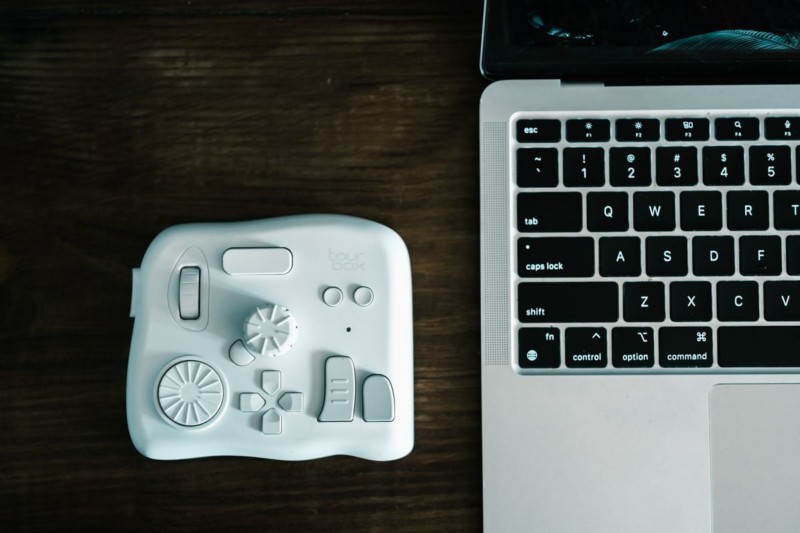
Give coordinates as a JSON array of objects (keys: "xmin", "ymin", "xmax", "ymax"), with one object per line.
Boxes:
[
  {"xmin": 243, "ymin": 303, "xmax": 298, "ymax": 357},
  {"xmin": 157, "ymin": 360, "xmax": 223, "ymax": 426}
]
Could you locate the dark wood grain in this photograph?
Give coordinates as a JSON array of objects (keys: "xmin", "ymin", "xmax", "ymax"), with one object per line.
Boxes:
[{"xmin": 0, "ymin": 2, "xmax": 487, "ymax": 531}]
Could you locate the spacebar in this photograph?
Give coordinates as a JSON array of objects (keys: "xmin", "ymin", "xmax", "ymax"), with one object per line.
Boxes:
[
  {"xmin": 718, "ymin": 327, "xmax": 800, "ymax": 367},
  {"xmin": 518, "ymin": 282, "xmax": 618, "ymax": 323}
]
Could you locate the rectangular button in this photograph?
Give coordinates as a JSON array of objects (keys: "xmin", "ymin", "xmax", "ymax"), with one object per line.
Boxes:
[
  {"xmin": 519, "ymin": 327, "xmax": 560, "ymax": 368},
  {"xmin": 222, "ymin": 248, "xmax": 293, "ymax": 275},
  {"xmin": 659, "ymin": 327, "xmax": 713, "ymax": 368},
  {"xmin": 518, "ymin": 237, "xmax": 594, "ymax": 278},
  {"xmin": 517, "ymin": 192, "xmax": 582, "ymax": 232},
  {"xmin": 519, "ymin": 282, "xmax": 618, "ymax": 323},
  {"xmin": 179, "ymin": 266, "xmax": 200, "ymax": 320},
  {"xmin": 517, "ymin": 119, "xmax": 561, "ymax": 143},
  {"xmin": 719, "ymin": 327, "xmax": 800, "ymax": 367},
  {"xmin": 665, "ymin": 118, "xmax": 709, "ymax": 141},
  {"xmin": 765, "ymin": 117, "xmax": 800, "ymax": 140},
  {"xmin": 715, "ymin": 117, "xmax": 759, "ymax": 141},
  {"xmin": 566, "ymin": 119, "xmax": 610, "ymax": 142}
]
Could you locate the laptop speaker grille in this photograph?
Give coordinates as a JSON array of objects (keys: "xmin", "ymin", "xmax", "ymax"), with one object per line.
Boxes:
[{"xmin": 481, "ymin": 122, "xmax": 510, "ymax": 366}]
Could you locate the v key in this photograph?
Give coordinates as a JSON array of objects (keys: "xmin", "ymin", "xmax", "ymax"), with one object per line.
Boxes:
[{"xmin": 765, "ymin": 282, "xmax": 800, "ymax": 320}]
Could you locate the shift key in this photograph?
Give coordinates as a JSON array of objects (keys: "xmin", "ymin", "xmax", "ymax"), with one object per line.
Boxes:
[
  {"xmin": 518, "ymin": 192, "xmax": 582, "ymax": 232},
  {"xmin": 519, "ymin": 282, "xmax": 619, "ymax": 322}
]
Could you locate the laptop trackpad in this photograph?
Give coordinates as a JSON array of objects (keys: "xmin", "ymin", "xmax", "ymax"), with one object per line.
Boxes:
[{"xmin": 710, "ymin": 384, "xmax": 800, "ymax": 533}]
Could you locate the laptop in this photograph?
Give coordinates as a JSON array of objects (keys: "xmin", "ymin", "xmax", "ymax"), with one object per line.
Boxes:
[{"xmin": 479, "ymin": 2, "xmax": 800, "ymax": 532}]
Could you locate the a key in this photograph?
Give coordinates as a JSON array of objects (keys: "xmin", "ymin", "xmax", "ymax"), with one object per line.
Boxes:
[
  {"xmin": 517, "ymin": 119, "xmax": 561, "ymax": 143},
  {"xmin": 703, "ymin": 146, "xmax": 744, "ymax": 186},
  {"xmin": 739, "ymin": 236, "xmax": 782, "ymax": 276},
  {"xmin": 611, "ymin": 327, "xmax": 655, "ymax": 368},
  {"xmin": 566, "ymin": 119, "xmax": 610, "ymax": 142},
  {"xmin": 563, "ymin": 147, "xmax": 605, "ymax": 187},
  {"xmin": 727, "ymin": 191, "xmax": 769, "ymax": 231},
  {"xmin": 616, "ymin": 119, "xmax": 659, "ymax": 142},
  {"xmin": 599, "ymin": 237, "xmax": 641, "ymax": 277},
  {"xmin": 633, "ymin": 191, "xmax": 675, "ymax": 231},
  {"xmin": 665, "ymin": 118, "xmax": 709, "ymax": 141},
  {"xmin": 787, "ymin": 236, "xmax": 800, "ymax": 275},
  {"xmin": 518, "ymin": 282, "xmax": 618, "ymax": 323},
  {"xmin": 519, "ymin": 328, "xmax": 561, "ymax": 368},
  {"xmin": 565, "ymin": 328, "xmax": 607, "ymax": 368},
  {"xmin": 680, "ymin": 191, "xmax": 722, "ymax": 231},
  {"xmin": 773, "ymin": 191, "xmax": 800, "ymax": 230},
  {"xmin": 765, "ymin": 117, "xmax": 800, "ymax": 140},
  {"xmin": 518, "ymin": 237, "xmax": 594, "ymax": 278},
  {"xmin": 659, "ymin": 327, "xmax": 713, "ymax": 368},
  {"xmin": 669, "ymin": 281, "xmax": 712, "ymax": 322},
  {"xmin": 764, "ymin": 281, "xmax": 800, "ymax": 321},
  {"xmin": 623, "ymin": 282, "xmax": 665, "ymax": 322},
  {"xmin": 717, "ymin": 281, "xmax": 759, "ymax": 321},
  {"xmin": 517, "ymin": 192, "xmax": 582, "ymax": 232},
  {"xmin": 587, "ymin": 192, "xmax": 629, "ymax": 232},
  {"xmin": 749, "ymin": 146, "xmax": 791, "ymax": 185},
  {"xmin": 610, "ymin": 147, "xmax": 651, "ymax": 186},
  {"xmin": 517, "ymin": 148, "xmax": 558, "ymax": 187},
  {"xmin": 692, "ymin": 236, "xmax": 735, "ymax": 276},
  {"xmin": 646, "ymin": 237, "xmax": 688, "ymax": 276},
  {"xmin": 715, "ymin": 117, "xmax": 759, "ymax": 141},
  {"xmin": 718, "ymin": 327, "xmax": 800, "ymax": 367},
  {"xmin": 656, "ymin": 147, "xmax": 698, "ymax": 186}
]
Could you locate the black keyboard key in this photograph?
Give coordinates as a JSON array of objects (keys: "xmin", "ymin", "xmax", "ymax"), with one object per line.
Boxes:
[
  {"xmin": 765, "ymin": 117, "xmax": 800, "ymax": 140},
  {"xmin": 680, "ymin": 191, "xmax": 722, "ymax": 231},
  {"xmin": 612, "ymin": 327, "xmax": 655, "ymax": 368},
  {"xmin": 565, "ymin": 328, "xmax": 607, "ymax": 368},
  {"xmin": 764, "ymin": 281, "xmax": 800, "ymax": 321},
  {"xmin": 587, "ymin": 192, "xmax": 629, "ymax": 232},
  {"xmin": 788, "ymin": 236, "xmax": 800, "ymax": 275},
  {"xmin": 519, "ymin": 328, "xmax": 560, "ymax": 368},
  {"xmin": 665, "ymin": 118, "xmax": 709, "ymax": 141},
  {"xmin": 518, "ymin": 237, "xmax": 594, "ymax": 278},
  {"xmin": 517, "ymin": 120, "xmax": 561, "ymax": 143},
  {"xmin": 670, "ymin": 281, "xmax": 712, "ymax": 322},
  {"xmin": 599, "ymin": 237, "xmax": 641, "ymax": 277},
  {"xmin": 633, "ymin": 192, "xmax": 675, "ymax": 231},
  {"xmin": 692, "ymin": 236, "xmax": 735, "ymax": 276},
  {"xmin": 517, "ymin": 192, "xmax": 582, "ymax": 232},
  {"xmin": 717, "ymin": 281, "xmax": 759, "ymax": 321},
  {"xmin": 646, "ymin": 237, "xmax": 688, "ymax": 276},
  {"xmin": 517, "ymin": 148, "xmax": 559, "ymax": 188},
  {"xmin": 610, "ymin": 147, "xmax": 651, "ymax": 186},
  {"xmin": 703, "ymin": 146, "xmax": 745, "ymax": 185},
  {"xmin": 563, "ymin": 148, "xmax": 605, "ymax": 187},
  {"xmin": 749, "ymin": 146, "xmax": 791, "ymax": 185},
  {"xmin": 718, "ymin": 327, "xmax": 800, "ymax": 367},
  {"xmin": 659, "ymin": 327, "xmax": 713, "ymax": 368},
  {"xmin": 623, "ymin": 282, "xmax": 665, "ymax": 322},
  {"xmin": 774, "ymin": 191, "xmax": 800, "ymax": 230},
  {"xmin": 566, "ymin": 119, "xmax": 610, "ymax": 142},
  {"xmin": 616, "ymin": 119, "xmax": 660, "ymax": 142},
  {"xmin": 656, "ymin": 147, "xmax": 698, "ymax": 186},
  {"xmin": 727, "ymin": 191, "xmax": 769, "ymax": 231},
  {"xmin": 715, "ymin": 117, "xmax": 760, "ymax": 140},
  {"xmin": 519, "ymin": 282, "xmax": 619, "ymax": 323},
  {"xmin": 740, "ymin": 236, "xmax": 782, "ymax": 276}
]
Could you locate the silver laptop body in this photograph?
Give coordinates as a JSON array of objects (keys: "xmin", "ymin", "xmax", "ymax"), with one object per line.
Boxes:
[{"xmin": 480, "ymin": 77, "xmax": 800, "ymax": 533}]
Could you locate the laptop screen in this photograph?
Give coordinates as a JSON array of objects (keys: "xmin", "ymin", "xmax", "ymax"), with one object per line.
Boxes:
[{"xmin": 482, "ymin": 0, "xmax": 800, "ymax": 80}]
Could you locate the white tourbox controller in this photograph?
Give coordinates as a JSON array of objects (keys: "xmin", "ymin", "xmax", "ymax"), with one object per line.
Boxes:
[{"xmin": 126, "ymin": 215, "xmax": 414, "ymax": 461}]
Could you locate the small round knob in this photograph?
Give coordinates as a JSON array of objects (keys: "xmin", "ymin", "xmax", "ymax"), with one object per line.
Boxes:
[
  {"xmin": 157, "ymin": 360, "xmax": 223, "ymax": 426},
  {"xmin": 243, "ymin": 303, "xmax": 298, "ymax": 356}
]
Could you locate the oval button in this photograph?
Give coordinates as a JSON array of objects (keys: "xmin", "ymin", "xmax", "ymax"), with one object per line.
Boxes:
[{"xmin": 222, "ymin": 248, "xmax": 292, "ymax": 275}]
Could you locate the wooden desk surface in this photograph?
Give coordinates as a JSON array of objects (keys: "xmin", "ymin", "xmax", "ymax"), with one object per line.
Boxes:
[{"xmin": 0, "ymin": 1, "xmax": 488, "ymax": 531}]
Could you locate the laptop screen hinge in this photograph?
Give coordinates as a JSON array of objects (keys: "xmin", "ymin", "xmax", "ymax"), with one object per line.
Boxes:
[{"xmin": 560, "ymin": 79, "xmax": 605, "ymax": 88}]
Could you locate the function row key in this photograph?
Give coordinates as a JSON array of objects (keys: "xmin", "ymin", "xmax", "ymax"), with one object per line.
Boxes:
[{"xmin": 517, "ymin": 117, "xmax": 800, "ymax": 144}]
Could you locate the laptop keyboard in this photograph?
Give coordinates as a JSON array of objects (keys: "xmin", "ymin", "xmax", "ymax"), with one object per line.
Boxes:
[{"xmin": 515, "ymin": 113, "xmax": 800, "ymax": 373}]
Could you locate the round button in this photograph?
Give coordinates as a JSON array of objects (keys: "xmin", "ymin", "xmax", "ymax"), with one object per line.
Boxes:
[
  {"xmin": 243, "ymin": 303, "xmax": 298, "ymax": 356},
  {"xmin": 157, "ymin": 360, "xmax": 223, "ymax": 426},
  {"xmin": 353, "ymin": 286, "xmax": 374, "ymax": 307},
  {"xmin": 322, "ymin": 286, "xmax": 344, "ymax": 307}
]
